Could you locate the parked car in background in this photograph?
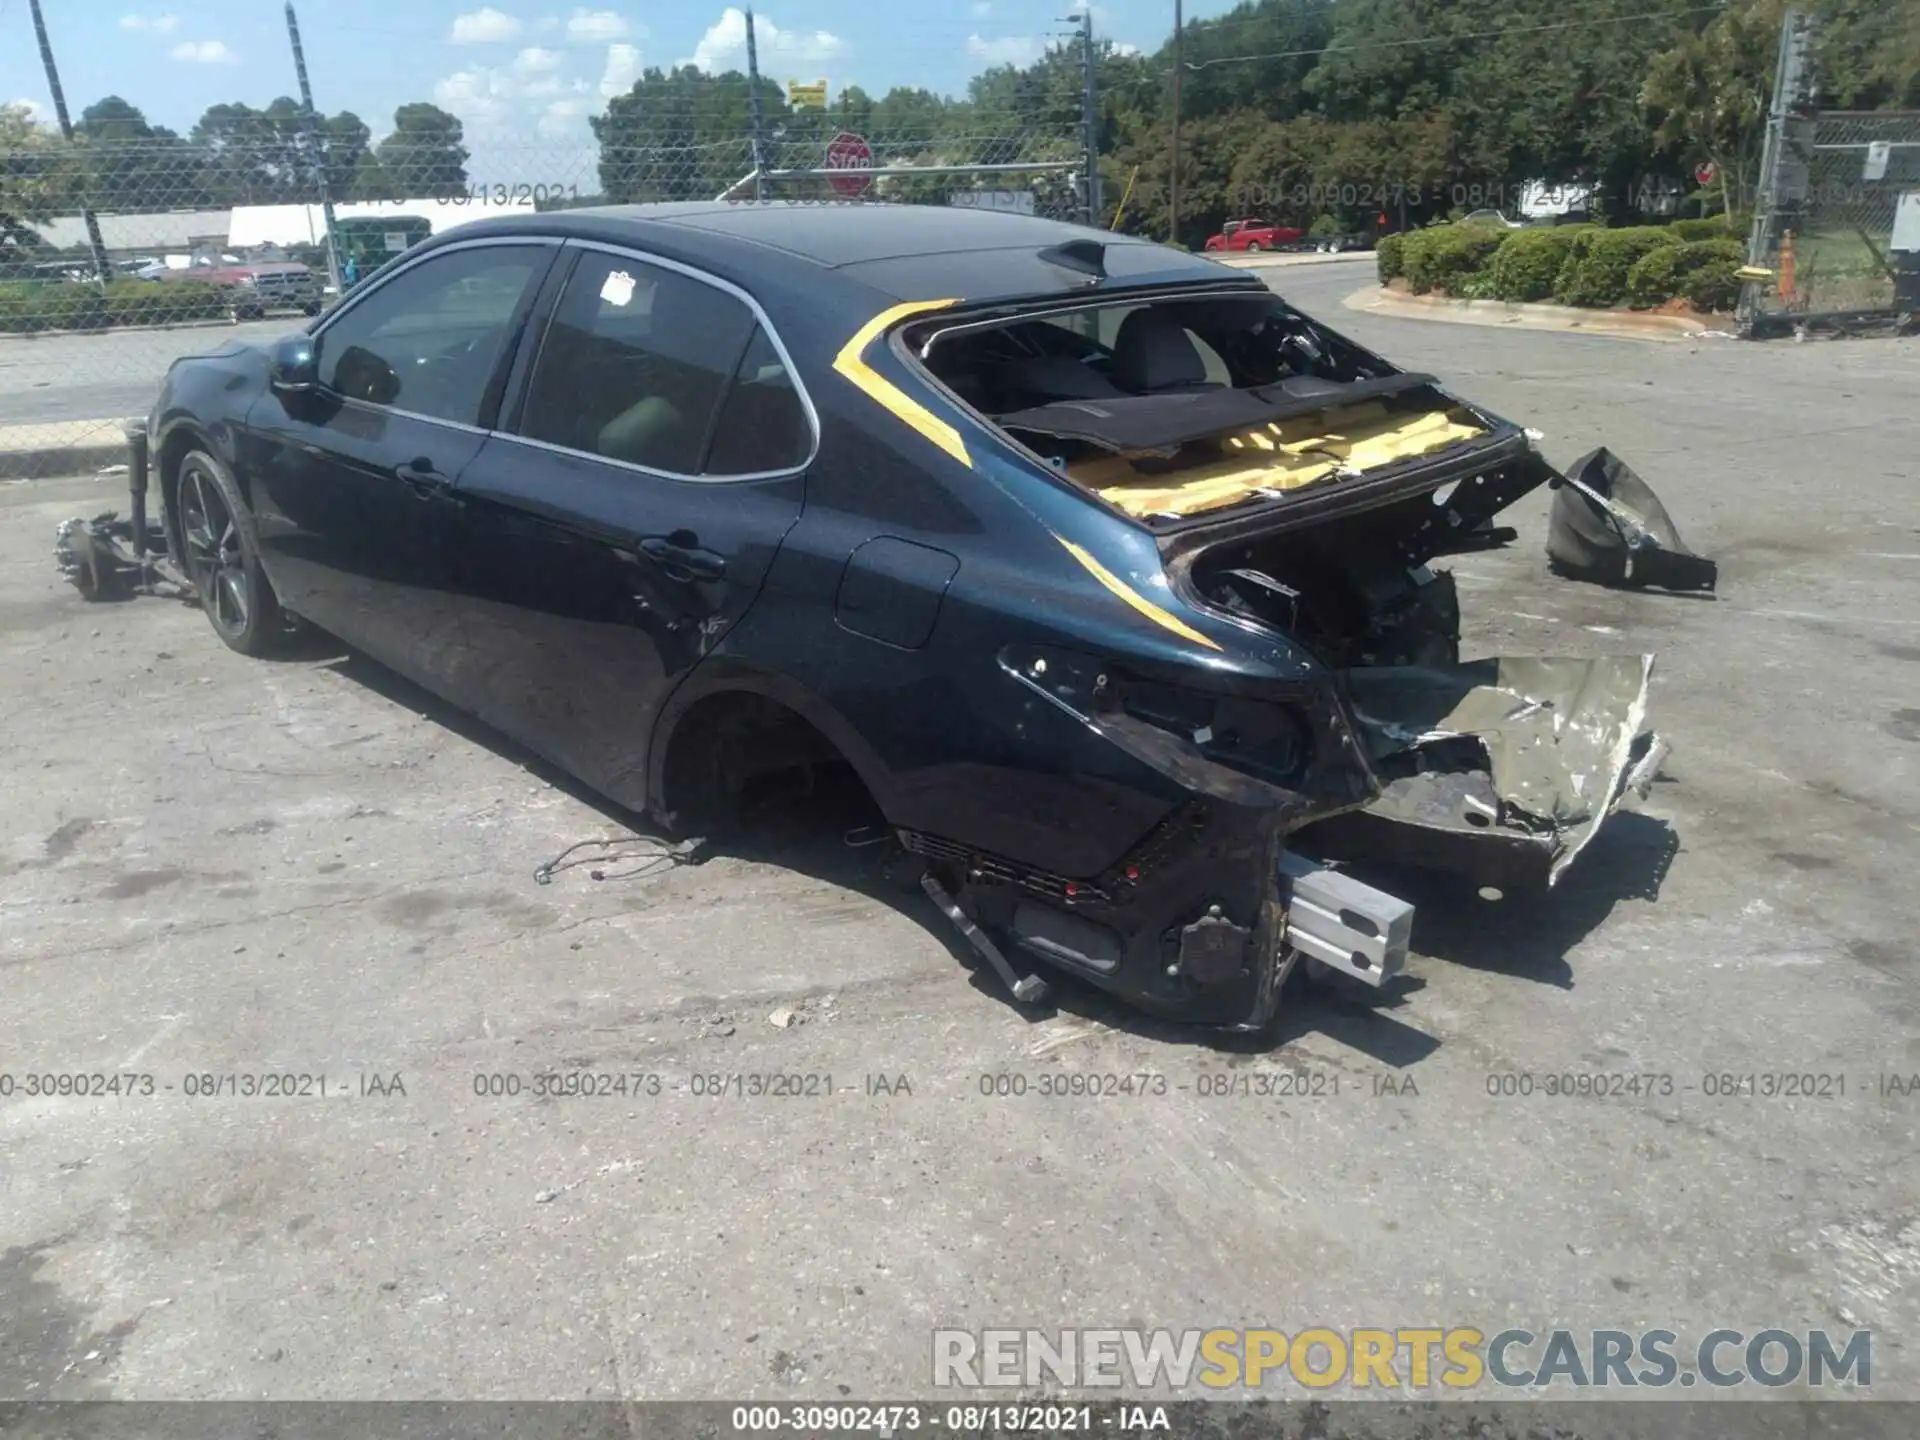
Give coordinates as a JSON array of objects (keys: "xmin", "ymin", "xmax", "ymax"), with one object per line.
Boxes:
[
  {"xmin": 1204, "ymin": 218, "xmax": 1306, "ymax": 252},
  {"xmin": 1461, "ymin": 209, "xmax": 1526, "ymax": 229},
  {"xmin": 157, "ymin": 256, "xmax": 324, "ymax": 320}
]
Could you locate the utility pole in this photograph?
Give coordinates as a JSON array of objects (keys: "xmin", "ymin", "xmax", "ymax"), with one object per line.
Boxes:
[
  {"xmin": 284, "ymin": 3, "xmax": 342, "ymax": 295},
  {"xmin": 1080, "ymin": 6, "xmax": 1101, "ymax": 225},
  {"xmin": 745, "ymin": 8, "xmax": 768, "ymax": 202},
  {"xmin": 27, "ymin": 0, "xmax": 111, "ymax": 283},
  {"xmin": 1168, "ymin": 0, "xmax": 1183, "ymax": 246},
  {"xmin": 1739, "ymin": 7, "xmax": 1816, "ymax": 331}
]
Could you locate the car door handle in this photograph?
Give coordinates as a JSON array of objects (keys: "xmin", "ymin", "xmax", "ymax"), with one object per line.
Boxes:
[
  {"xmin": 396, "ymin": 459, "xmax": 451, "ymax": 500},
  {"xmin": 638, "ymin": 535, "xmax": 725, "ymax": 583}
]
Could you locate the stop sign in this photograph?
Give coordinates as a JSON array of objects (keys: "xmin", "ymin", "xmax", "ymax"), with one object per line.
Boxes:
[
  {"xmin": 826, "ymin": 131, "xmax": 873, "ymax": 198},
  {"xmin": 1694, "ymin": 160, "xmax": 1717, "ymax": 186}
]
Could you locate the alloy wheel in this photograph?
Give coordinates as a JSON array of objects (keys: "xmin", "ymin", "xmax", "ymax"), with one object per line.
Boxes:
[{"xmin": 178, "ymin": 461, "xmax": 251, "ymax": 639}]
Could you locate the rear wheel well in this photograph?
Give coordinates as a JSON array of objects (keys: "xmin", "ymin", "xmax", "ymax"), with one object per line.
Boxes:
[{"xmin": 655, "ymin": 690, "xmax": 876, "ymax": 837}]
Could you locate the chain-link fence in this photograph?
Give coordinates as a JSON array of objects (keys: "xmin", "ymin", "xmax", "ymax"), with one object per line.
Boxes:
[
  {"xmin": 1741, "ymin": 110, "xmax": 1920, "ymax": 333},
  {"xmin": 0, "ymin": 118, "xmax": 1087, "ymax": 480}
]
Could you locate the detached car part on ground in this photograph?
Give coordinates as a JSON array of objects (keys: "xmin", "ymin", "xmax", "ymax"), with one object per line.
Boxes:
[{"xmin": 58, "ymin": 205, "xmax": 1685, "ymax": 1031}]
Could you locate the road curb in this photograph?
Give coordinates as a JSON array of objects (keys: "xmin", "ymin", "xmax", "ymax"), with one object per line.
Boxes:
[
  {"xmin": 1215, "ymin": 251, "xmax": 1375, "ymax": 270},
  {"xmin": 0, "ymin": 423, "xmax": 137, "ymax": 483},
  {"xmin": 1342, "ymin": 284, "xmax": 1738, "ymax": 342}
]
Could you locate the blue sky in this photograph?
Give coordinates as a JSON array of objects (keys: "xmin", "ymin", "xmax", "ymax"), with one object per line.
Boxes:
[{"xmin": 3, "ymin": 2, "xmax": 1233, "ymax": 183}]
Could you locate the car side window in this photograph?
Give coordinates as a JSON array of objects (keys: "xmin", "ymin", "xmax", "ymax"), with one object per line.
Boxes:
[
  {"xmin": 705, "ymin": 326, "xmax": 812, "ymax": 475},
  {"xmin": 518, "ymin": 251, "xmax": 758, "ymax": 475},
  {"xmin": 316, "ymin": 246, "xmax": 545, "ymax": 427}
]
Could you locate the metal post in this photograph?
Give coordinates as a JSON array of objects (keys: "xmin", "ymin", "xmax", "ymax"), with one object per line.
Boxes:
[
  {"xmin": 1740, "ymin": 7, "xmax": 1815, "ymax": 331},
  {"xmin": 1081, "ymin": 7, "xmax": 1102, "ymax": 225},
  {"xmin": 26, "ymin": 0, "xmax": 111, "ymax": 284},
  {"xmin": 285, "ymin": 3, "xmax": 343, "ymax": 296},
  {"xmin": 1168, "ymin": 0, "xmax": 1183, "ymax": 246},
  {"xmin": 745, "ymin": 9, "xmax": 768, "ymax": 203}
]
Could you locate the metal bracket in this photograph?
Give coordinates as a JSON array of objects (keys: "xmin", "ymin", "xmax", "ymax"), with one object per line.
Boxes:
[
  {"xmin": 1278, "ymin": 851, "xmax": 1413, "ymax": 988},
  {"xmin": 921, "ymin": 873, "xmax": 1050, "ymax": 1006}
]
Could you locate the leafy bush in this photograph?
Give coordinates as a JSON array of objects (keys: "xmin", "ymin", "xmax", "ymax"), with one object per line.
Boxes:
[
  {"xmin": 1553, "ymin": 226, "xmax": 1678, "ymax": 307},
  {"xmin": 1669, "ymin": 216, "xmax": 1738, "ymax": 242},
  {"xmin": 1485, "ymin": 226, "xmax": 1587, "ymax": 302},
  {"xmin": 0, "ymin": 277, "xmax": 229, "ymax": 332},
  {"xmin": 1625, "ymin": 238, "xmax": 1745, "ymax": 311},
  {"xmin": 1400, "ymin": 223, "xmax": 1508, "ymax": 296},
  {"xmin": 1308, "ymin": 213, "xmax": 1342, "ymax": 238},
  {"xmin": 1375, "ymin": 232, "xmax": 1406, "ymax": 282},
  {"xmin": 103, "ymin": 279, "xmax": 227, "ymax": 325}
]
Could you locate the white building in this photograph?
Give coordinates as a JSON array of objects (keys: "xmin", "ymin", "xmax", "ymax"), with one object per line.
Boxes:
[{"xmin": 226, "ymin": 196, "xmax": 538, "ymax": 249}]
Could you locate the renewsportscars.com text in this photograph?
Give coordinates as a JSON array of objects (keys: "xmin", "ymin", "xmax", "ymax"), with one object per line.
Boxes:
[{"xmin": 932, "ymin": 1327, "xmax": 1872, "ymax": 1391}]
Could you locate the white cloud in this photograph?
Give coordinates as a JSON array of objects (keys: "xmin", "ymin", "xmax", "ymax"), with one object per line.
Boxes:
[
  {"xmin": 538, "ymin": 98, "xmax": 589, "ymax": 138},
  {"xmin": 436, "ymin": 39, "xmax": 629, "ymax": 138},
  {"xmin": 434, "ymin": 62, "xmax": 567, "ymax": 132},
  {"xmin": 965, "ymin": 34, "xmax": 1041, "ymax": 66},
  {"xmin": 565, "ymin": 8, "xmax": 631, "ymax": 43},
  {"xmin": 170, "ymin": 40, "xmax": 237, "ymax": 64},
  {"xmin": 970, "ymin": 1, "xmax": 991, "ymax": 15},
  {"xmin": 449, "ymin": 8, "xmax": 522, "ymax": 44},
  {"xmin": 685, "ymin": 8, "xmax": 844, "ymax": 73},
  {"xmin": 120, "ymin": 13, "xmax": 181, "ymax": 33},
  {"xmin": 599, "ymin": 42, "xmax": 643, "ymax": 98},
  {"xmin": 1112, "ymin": 40, "xmax": 1139, "ymax": 56}
]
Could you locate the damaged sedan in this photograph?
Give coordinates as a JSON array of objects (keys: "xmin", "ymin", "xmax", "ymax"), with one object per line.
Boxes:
[{"xmin": 110, "ymin": 203, "xmax": 1672, "ymax": 1029}]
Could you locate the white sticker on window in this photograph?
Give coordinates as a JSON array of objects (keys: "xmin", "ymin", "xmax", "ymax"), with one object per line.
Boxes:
[{"xmin": 600, "ymin": 269, "xmax": 636, "ymax": 307}]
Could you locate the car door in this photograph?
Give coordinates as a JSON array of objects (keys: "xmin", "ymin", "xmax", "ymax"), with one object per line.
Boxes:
[
  {"xmin": 439, "ymin": 243, "xmax": 815, "ymax": 809},
  {"xmin": 242, "ymin": 238, "xmax": 557, "ymax": 687}
]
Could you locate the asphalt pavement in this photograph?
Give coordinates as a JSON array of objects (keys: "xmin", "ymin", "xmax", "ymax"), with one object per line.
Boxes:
[
  {"xmin": 0, "ymin": 318, "xmax": 296, "ymax": 427},
  {"xmin": 3, "ymin": 255, "xmax": 1919, "ymax": 1408}
]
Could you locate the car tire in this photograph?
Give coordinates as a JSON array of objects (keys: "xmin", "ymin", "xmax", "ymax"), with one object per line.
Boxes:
[
  {"xmin": 1245, "ymin": 241, "xmax": 1264, "ymax": 252},
  {"xmin": 300, "ymin": 300, "xmax": 322, "ymax": 316},
  {"xmin": 174, "ymin": 448, "xmax": 291, "ymax": 657}
]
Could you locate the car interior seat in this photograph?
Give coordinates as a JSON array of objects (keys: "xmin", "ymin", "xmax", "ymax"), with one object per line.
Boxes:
[{"xmin": 1110, "ymin": 309, "xmax": 1224, "ymax": 395}]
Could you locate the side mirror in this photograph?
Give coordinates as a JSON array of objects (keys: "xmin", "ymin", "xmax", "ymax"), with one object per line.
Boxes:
[{"xmin": 269, "ymin": 335, "xmax": 319, "ymax": 393}]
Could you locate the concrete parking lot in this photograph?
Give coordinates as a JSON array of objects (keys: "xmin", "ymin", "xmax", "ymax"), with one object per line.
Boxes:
[{"xmin": 3, "ymin": 259, "xmax": 1918, "ymax": 1408}]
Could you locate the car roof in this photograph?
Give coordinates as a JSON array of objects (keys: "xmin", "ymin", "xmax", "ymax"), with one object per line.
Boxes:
[{"xmin": 424, "ymin": 202, "xmax": 1254, "ymax": 307}]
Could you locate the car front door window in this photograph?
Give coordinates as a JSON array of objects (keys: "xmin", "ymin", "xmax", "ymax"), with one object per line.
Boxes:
[
  {"xmin": 317, "ymin": 246, "xmax": 545, "ymax": 427},
  {"xmin": 518, "ymin": 251, "xmax": 762, "ymax": 474}
]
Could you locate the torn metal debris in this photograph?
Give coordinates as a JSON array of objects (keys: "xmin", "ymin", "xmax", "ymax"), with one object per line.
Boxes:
[{"xmin": 1547, "ymin": 447, "xmax": 1719, "ymax": 593}]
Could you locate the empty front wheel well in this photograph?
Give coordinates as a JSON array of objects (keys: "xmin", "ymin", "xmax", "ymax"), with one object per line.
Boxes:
[
  {"xmin": 155, "ymin": 427, "xmax": 201, "ymax": 557},
  {"xmin": 654, "ymin": 689, "xmax": 879, "ymax": 837}
]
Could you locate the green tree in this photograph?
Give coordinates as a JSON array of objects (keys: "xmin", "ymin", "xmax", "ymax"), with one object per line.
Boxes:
[
  {"xmin": 74, "ymin": 96, "xmax": 213, "ymax": 212},
  {"xmin": 374, "ymin": 103, "xmax": 470, "ymax": 198},
  {"xmin": 1640, "ymin": 1, "xmax": 1783, "ymax": 218},
  {"xmin": 2, "ymin": 102, "xmax": 78, "ymax": 262}
]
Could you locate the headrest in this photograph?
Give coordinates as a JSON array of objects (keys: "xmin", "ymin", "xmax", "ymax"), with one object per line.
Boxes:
[{"xmin": 1111, "ymin": 308, "xmax": 1214, "ymax": 393}]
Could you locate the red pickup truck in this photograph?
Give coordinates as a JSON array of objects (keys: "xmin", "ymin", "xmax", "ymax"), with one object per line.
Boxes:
[
  {"xmin": 157, "ymin": 258, "xmax": 325, "ymax": 321},
  {"xmin": 1203, "ymin": 219, "xmax": 1306, "ymax": 253}
]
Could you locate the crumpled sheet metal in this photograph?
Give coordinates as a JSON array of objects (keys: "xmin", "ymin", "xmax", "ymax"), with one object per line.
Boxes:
[
  {"xmin": 1343, "ymin": 655, "xmax": 1660, "ymax": 883},
  {"xmin": 1547, "ymin": 447, "xmax": 1718, "ymax": 593}
]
